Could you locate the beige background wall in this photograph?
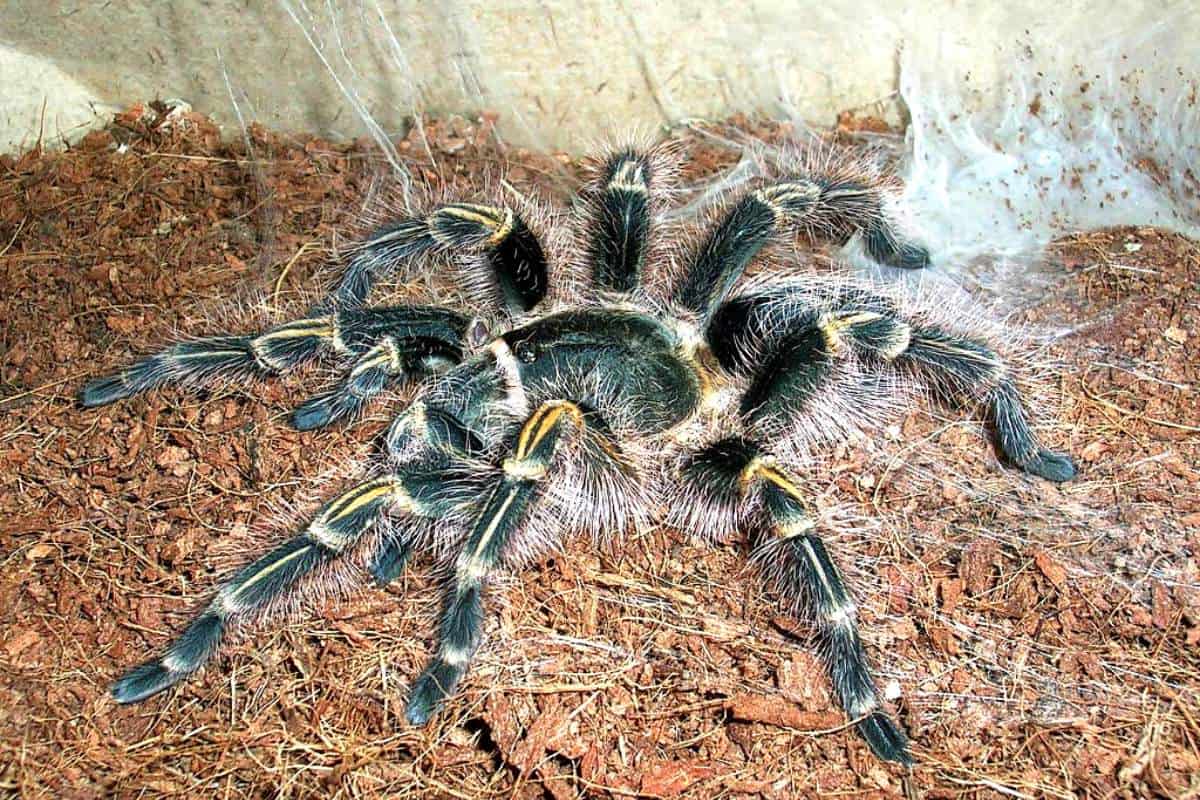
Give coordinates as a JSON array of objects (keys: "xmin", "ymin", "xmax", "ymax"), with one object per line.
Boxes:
[{"xmin": 0, "ymin": 1, "xmax": 1192, "ymax": 153}]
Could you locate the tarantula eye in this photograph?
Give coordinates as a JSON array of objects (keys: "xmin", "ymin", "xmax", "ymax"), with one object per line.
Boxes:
[
  {"xmin": 514, "ymin": 340, "xmax": 538, "ymax": 363},
  {"xmin": 467, "ymin": 318, "xmax": 491, "ymax": 348}
]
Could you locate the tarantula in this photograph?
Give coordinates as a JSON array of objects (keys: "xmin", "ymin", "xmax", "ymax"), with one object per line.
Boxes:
[{"xmin": 82, "ymin": 141, "xmax": 1075, "ymax": 767}]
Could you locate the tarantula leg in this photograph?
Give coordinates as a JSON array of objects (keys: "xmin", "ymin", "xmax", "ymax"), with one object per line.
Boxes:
[
  {"xmin": 369, "ymin": 532, "xmax": 413, "ymax": 587},
  {"xmin": 81, "ymin": 305, "xmax": 470, "ymax": 411},
  {"xmin": 738, "ymin": 323, "xmax": 832, "ymax": 422},
  {"xmin": 291, "ymin": 336, "xmax": 460, "ymax": 431},
  {"xmin": 747, "ymin": 459, "xmax": 911, "ymax": 764},
  {"xmin": 675, "ymin": 176, "xmax": 928, "ymax": 322},
  {"xmin": 897, "ymin": 325, "xmax": 1076, "ymax": 482},
  {"xmin": 587, "ymin": 150, "xmax": 655, "ymax": 295},
  {"xmin": 707, "ymin": 284, "xmax": 899, "ymax": 375},
  {"xmin": 737, "ymin": 308, "xmax": 895, "ymax": 425},
  {"xmin": 989, "ymin": 378, "xmax": 1076, "ymax": 481},
  {"xmin": 335, "ymin": 218, "xmax": 436, "ymax": 308},
  {"xmin": 387, "ymin": 399, "xmax": 491, "ymax": 459},
  {"xmin": 797, "ymin": 178, "xmax": 930, "ymax": 270},
  {"xmin": 338, "ymin": 203, "xmax": 548, "ymax": 312},
  {"xmin": 712, "ymin": 287, "xmax": 1075, "ymax": 482},
  {"xmin": 292, "ymin": 339, "xmax": 406, "ymax": 430},
  {"xmin": 679, "ymin": 438, "xmax": 911, "ymax": 764},
  {"xmin": 291, "ymin": 307, "xmax": 469, "ymax": 429},
  {"xmin": 110, "ymin": 471, "xmax": 454, "ymax": 703},
  {"xmin": 79, "ymin": 316, "xmax": 339, "ymax": 408},
  {"xmin": 405, "ymin": 400, "xmax": 584, "ymax": 725}
]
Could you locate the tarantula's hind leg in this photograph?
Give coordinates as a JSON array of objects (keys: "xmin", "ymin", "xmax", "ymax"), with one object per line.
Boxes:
[
  {"xmin": 679, "ymin": 438, "xmax": 912, "ymax": 765},
  {"xmin": 987, "ymin": 377, "xmax": 1076, "ymax": 482},
  {"xmin": 750, "ymin": 461, "xmax": 911, "ymax": 764},
  {"xmin": 710, "ymin": 286, "xmax": 1076, "ymax": 483},
  {"xmin": 110, "ymin": 467, "xmax": 462, "ymax": 703},
  {"xmin": 405, "ymin": 400, "xmax": 586, "ymax": 725}
]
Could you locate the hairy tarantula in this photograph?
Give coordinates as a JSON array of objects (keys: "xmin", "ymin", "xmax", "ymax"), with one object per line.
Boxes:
[{"xmin": 81, "ymin": 141, "xmax": 1076, "ymax": 768}]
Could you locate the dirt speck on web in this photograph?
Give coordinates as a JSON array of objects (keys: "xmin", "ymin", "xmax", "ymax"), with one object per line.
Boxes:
[{"xmin": 1, "ymin": 107, "xmax": 1198, "ymax": 798}]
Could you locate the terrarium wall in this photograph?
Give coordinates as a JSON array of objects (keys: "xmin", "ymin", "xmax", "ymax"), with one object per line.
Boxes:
[
  {"xmin": 1, "ymin": 1, "xmax": 1193, "ymax": 151},
  {"xmin": 6, "ymin": 1, "xmax": 1196, "ymax": 270}
]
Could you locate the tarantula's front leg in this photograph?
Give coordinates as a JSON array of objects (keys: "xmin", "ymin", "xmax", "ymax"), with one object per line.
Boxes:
[
  {"xmin": 80, "ymin": 305, "xmax": 469, "ymax": 418},
  {"xmin": 82, "ymin": 196, "xmax": 550, "ymax": 411},
  {"xmin": 679, "ymin": 439, "xmax": 911, "ymax": 764},
  {"xmin": 289, "ymin": 308, "xmax": 484, "ymax": 430},
  {"xmin": 110, "ymin": 461, "xmax": 474, "ymax": 703},
  {"xmin": 405, "ymin": 399, "xmax": 586, "ymax": 724},
  {"xmin": 339, "ymin": 203, "xmax": 548, "ymax": 311}
]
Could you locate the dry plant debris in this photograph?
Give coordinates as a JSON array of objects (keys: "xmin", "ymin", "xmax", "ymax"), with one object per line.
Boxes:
[{"xmin": 1, "ymin": 105, "xmax": 1197, "ymax": 799}]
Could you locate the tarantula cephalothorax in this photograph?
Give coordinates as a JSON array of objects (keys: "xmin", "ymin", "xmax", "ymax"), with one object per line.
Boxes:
[{"xmin": 82, "ymin": 142, "xmax": 1076, "ymax": 767}]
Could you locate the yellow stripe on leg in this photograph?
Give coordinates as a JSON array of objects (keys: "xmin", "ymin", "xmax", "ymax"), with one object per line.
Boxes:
[
  {"xmin": 436, "ymin": 204, "xmax": 515, "ymax": 245},
  {"xmin": 258, "ymin": 318, "xmax": 336, "ymax": 341},
  {"xmin": 515, "ymin": 400, "xmax": 583, "ymax": 459},
  {"xmin": 322, "ymin": 479, "xmax": 401, "ymax": 524},
  {"xmin": 226, "ymin": 544, "xmax": 314, "ymax": 609},
  {"xmin": 457, "ymin": 484, "xmax": 521, "ymax": 584},
  {"xmin": 173, "ymin": 350, "xmax": 252, "ymax": 360}
]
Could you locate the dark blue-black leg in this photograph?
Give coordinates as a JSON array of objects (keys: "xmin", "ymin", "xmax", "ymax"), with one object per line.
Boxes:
[
  {"xmin": 405, "ymin": 400, "xmax": 584, "ymax": 725},
  {"xmin": 678, "ymin": 438, "xmax": 913, "ymax": 764}
]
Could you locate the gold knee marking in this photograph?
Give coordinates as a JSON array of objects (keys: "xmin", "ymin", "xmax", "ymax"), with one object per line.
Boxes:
[
  {"xmin": 607, "ymin": 159, "xmax": 648, "ymax": 193},
  {"xmin": 818, "ymin": 311, "xmax": 884, "ymax": 355},
  {"xmin": 740, "ymin": 457, "xmax": 804, "ymax": 501},
  {"xmin": 515, "ymin": 400, "xmax": 583, "ymax": 459},
  {"xmin": 742, "ymin": 459, "xmax": 816, "ymax": 540},
  {"xmin": 777, "ymin": 515, "xmax": 816, "ymax": 539},
  {"xmin": 436, "ymin": 204, "xmax": 514, "ymax": 245},
  {"xmin": 252, "ymin": 316, "xmax": 339, "ymax": 367},
  {"xmin": 754, "ymin": 182, "xmax": 820, "ymax": 221},
  {"xmin": 487, "ymin": 339, "xmax": 529, "ymax": 415},
  {"xmin": 878, "ymin": 321, "xmax": 912, "ymax": 361}
]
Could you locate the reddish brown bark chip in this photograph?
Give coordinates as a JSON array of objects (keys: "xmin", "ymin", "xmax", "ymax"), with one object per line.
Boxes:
[
  {"xmin": 639, "ymin": 758, "xmax": 717, "ymax": 798},
  {"xmin": 1034, "ymin": 549, "xmax": 1068, "ymax": 588},
  {"xmin": 724, "ymin": 693, "xmax": 843, "ymax": 732}
]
